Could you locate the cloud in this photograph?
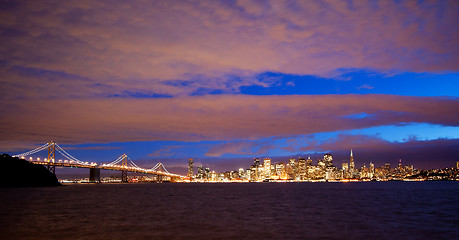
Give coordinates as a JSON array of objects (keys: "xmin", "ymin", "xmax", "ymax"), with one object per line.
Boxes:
[
  {"xmin": 0, "ymin": 0, "xmax": 458, "ymax": 99},
  {"xmin": 205, "ymin": 140, "xmax": 274, "ymax": 157},
  {"xmin": 358, "ymin": 84, "xmax": 374, "ymax": 90},
  {"xmin": 148, "ymin": 145, "xmax": 183, "ymax": 157},
  {"xmin": 0, "ymin": 94, "xmax": 457, "ymax": 148}
]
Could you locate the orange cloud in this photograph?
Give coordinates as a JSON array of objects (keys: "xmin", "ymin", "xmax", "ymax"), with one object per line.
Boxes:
[
  {"xmin": 0, "ymin": 0, "xmax": 457, "ymax": 99},
  {"xmin": 1, "ymin": 94, "xmax": 457, "ymax": 148}
]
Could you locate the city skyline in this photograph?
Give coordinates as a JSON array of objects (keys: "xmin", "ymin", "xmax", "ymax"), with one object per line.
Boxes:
[{"xmin": 1, "ymin": 1, "xmax": 458, "ymax": 173}]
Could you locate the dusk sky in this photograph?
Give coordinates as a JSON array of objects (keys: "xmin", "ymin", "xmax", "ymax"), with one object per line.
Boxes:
[{"xmin": 1, "ymin": 0, "xmax": 458, "ymax": 174}]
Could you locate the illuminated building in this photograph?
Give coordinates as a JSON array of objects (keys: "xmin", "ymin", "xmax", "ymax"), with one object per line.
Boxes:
[
  {"xmin": 275, "ymin": 162, "xmax": 285, "ymax": 178},
  {"xmin": 456, "ymin": 161, "xmax": 459, "ymax": 169},
  {"xmin": 239, "ymin": 168, "xmax": 245, "ymax": 179},
  {"xmin": 263, "ymin": 158, "xmax": 271, "ymax": 179},
  {"xmin": 298, "ymin": 157, "xmax": 306, "ymax": 180},
  {"xmin": 369, "ymin": 163, "xmax": 375, "ymax": 178},
  {"xmin": 205, "ymin": 168, "xmax": 211, "ymax": 179},
  {"xmin": 342, "ymin": 162, "xmax": 349, "ymax": 171},
  {"xmin": 253, "ymin": 158, "xmax": 260, "ymax": 167},
  {"xmin": 188, "ymin": 158, "xmax": 193, "ymax": 180},
  {"xmin": 349, "ymin": 149, "xmax": 355, "ymax": 172},
  {"xmin": 306, "ymin": 156, "xmax": 312, "ymax": 166},
  {"xmin": 323, "ymin": 153, "xmax": 333, "ymax": 167},
  {"xmin": 287, "ymin": 158, "xmax": 297, "ymax": 179},
  {"xmin": 197, "ymin": 165, "xmax": 203, "ymax": 179}
]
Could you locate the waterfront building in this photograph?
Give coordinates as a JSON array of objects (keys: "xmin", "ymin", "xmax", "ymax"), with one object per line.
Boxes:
[
  {"xmin": 298, "ymin": 157, "xmax": 306, "ymax": 180},
  {"xmin": 369, "ymin": 163, "xmax": 375, "ymax": 178},
  {"xmin": 456, "ymin": 161, "xmax": 459, "ymax": 169},
  {"xmin": 287, "ymin": 158, "xmax": 297, "ymax": 179},
  {"xmin": 275, "ymin": 162, "xmax": 286, "ymax": 179},
  {"xmin": 264, "ymin": 158, "xmax": 271, "ymax": 179},
  {"xmin": 342, "ymin": 162, "xmax": 349, "ymax": 171},
  {"xmin": 188, "ymin": 158, "xmax": 193, "ymax": 180},
  {"xmin": 197, "ymin": 165, "xmax": 203, "ymax": 179},
  {"xmin": 253, "ymin": 158, "xmax": 260, "ymax": 167},
  {"xmin": 306, "ymin": 156, "xmax": 312, "ymax": 166},
  {"xmin": 349, "ymin": 150, "xmax": 355, "ymax": 173},
  {"xmin": 323, "ymin": 153, "xmax": 333, "ymax": 167},
  {"xmin": 239, "ymin": 168, "xmax": 245, "ymax": 179}
]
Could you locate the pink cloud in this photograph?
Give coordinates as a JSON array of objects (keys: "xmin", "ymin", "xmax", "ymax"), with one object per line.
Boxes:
[
  {"xmin": 0, "ymin": 94, "xmax": 457, "ymax": 149},
  {"xmin": 0, "ymin": 1, "xmax": 457, "ymax": 99}
]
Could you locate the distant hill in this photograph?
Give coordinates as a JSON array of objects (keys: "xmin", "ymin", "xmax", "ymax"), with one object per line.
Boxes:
[{"xmin": 0, "ymin": 154, "xmax": 61, "ymax": 187}]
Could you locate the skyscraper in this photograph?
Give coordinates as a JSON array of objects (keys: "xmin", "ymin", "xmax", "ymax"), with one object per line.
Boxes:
[
  {"xmin": 188, "ymin": 158, "xmax": 193, "ymax": 179},
  {"xmin": 263, "ymin": 158, "xmax": 271, "ymax": 179},
  {"xmin": 253, "ymin": 158, "xmax": 260, "ymax": 167},
  {"xmin": 350, "ymin": 149, "xmax": 355, "ymax": 172},
  {"xmin": 323, "ymin": 153, "xmax": 333, "ymax": 167}
]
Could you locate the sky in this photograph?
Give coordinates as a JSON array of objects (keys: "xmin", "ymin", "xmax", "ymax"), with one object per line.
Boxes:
[{"xmin": 1, "ymin": 0, "xmax": 458, "ymax": 174}]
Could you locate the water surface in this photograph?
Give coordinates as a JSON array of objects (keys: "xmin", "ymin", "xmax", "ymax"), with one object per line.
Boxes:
[{"xmin": 1, "ymin": 182, "xmax": 458, "ymax": 239}]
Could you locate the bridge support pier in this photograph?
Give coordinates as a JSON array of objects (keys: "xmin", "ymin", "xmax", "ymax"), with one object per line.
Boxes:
[
  {"xmin": 121, "ymin": 170, "xmax": 128, "ymax": 182},
  {"xmin": 89, "ymin": 168, "xmax": 100, "ymax": 183}
]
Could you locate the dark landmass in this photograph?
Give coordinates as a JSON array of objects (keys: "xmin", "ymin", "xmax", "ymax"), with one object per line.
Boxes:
[{"xmin": 0, "ymin": 154, "xmax": 61, "ymax": 187}]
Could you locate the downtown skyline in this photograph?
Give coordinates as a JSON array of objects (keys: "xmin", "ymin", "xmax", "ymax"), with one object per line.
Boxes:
[{"xmin": 1, "ymin": 0, "xmax": 458, "ymax": 174}]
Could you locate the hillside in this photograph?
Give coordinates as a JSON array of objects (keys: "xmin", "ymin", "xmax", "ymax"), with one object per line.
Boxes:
[{"xmin": 0, "ymin": 154, "xmax": 61, "ymax": 187}]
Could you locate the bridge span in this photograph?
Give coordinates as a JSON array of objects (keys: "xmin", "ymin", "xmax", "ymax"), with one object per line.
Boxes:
[{"xmin": 13, "ymin": 142, "xmax": 185, "ymax": 182}]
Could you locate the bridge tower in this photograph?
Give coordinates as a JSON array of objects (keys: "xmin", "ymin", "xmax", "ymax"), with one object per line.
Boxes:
[
  {"xmin": 47, "ymin": 141, "xmax": 56, "ymax": 174},
  {"xmin": 121, "ymin": 154, "xmax": 128, "ymax": 182}
]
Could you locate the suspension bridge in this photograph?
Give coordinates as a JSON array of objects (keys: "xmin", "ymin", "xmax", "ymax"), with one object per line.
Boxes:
[{"xmin": 12, "ymin": 141, "xmax": 185, "ymax": 182}]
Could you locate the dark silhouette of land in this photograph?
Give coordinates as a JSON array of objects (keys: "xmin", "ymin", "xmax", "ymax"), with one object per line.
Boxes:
[{"xmin": 0, "ymin": 154, "xmax": 61, "ymax": 187}]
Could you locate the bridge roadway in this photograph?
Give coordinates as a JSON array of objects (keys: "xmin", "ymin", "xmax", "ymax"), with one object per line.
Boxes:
[{"xmin": 27, "ymin": 159, "xmax": 184, "ymax": 181}]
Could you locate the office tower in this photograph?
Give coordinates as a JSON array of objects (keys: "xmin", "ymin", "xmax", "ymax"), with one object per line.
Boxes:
[
  {"xmin": 342, "ymin": 162, "xmax": 349, "ymax": 171},
  {"xmin": 188, "ymin": 158, "xmax": 193, "ymax": 179},
  {"xmin": 239, "ymin": 168, "xmax": 245, "ymax": 178},
  {"xmin": 298, "ymin": 157, "xmax": 306, "ymax": 179},
  {"xmin": 253, "ymin": 158, "xmax": 260, "ymax": 167},
  {"xmin": 275, "ymin": 162, "xmax": 285, "ymax": 177},
  {"xmin": 323, "ymin": 153, "xmax": 333, "ymax": 167},
  {"xmin": 349, "ymin": 149, "xmax": 355, "ymax": 172},
  {"xmin": 369, "ymin": 162, "xmax": 375, "ymax": 178},
  {"xmin": 288, "ymin": 158, "xmax": 297, "ymax": 179},
  {"xmin": 264, "ymin": 158, "xmax": 271, "ymax": 178},
  {"xmin": 197, "ymin": 165, "xmax": 203, "ymax": 179}
]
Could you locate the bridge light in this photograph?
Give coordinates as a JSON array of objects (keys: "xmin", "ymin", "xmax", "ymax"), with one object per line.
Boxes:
[
  {"xmin": 37, "ymin": 158, "xmax": 40, "ymax": 161},
  {"xmin": 29, "ymin": 157, "xmax": 32, "ymax": 160}
]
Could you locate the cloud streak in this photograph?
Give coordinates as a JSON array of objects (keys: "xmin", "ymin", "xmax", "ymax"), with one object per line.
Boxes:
[
  {"xmin": 1, "ymin": 0, "xmax": 458, "ymax": 99},
  {"xmin": 1, "ymin": 94, "xmax": 457, "ymax": 148}
]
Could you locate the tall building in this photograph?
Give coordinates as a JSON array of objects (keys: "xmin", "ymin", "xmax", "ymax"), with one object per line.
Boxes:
[
  {"xmin": 323, "ymin": 153, "xmax": 333, "ymax": 167},
  {"xmin": 306, "ymin": 156, "xmax": 312, "ymax": 166},
  {"xmin": 342, "ymin": 162, "xmax": 349, "ymax": 171},
  {"xmin": 288, "ymin": 158, "xmax": 297, "ymax": 179},
  {"xmin": 253, "ymin": 158, "xmax": 260, "ymax": 167},
  {"xmin": 188, "ymin": 158, "xmax": 193, "ymax": 179},
  {"xmin": 298, "ymin": 157, "xmax": 306, "ymax": 179},
  {"xmin": 369, "ymin": 162, "xmax": 375, "ymax": 178},
  {"xmin": 456, "ymin": 161, "xmax": 459, "ymax": 169},
  {"xmin": 197, "ymin": 165, "xmax": 203, "ymax": 179},
  {"xmin": 275, "ymin": 162, "xmax": 285, "ymax": 178},
  {"xmin": 263, "ymin": 158, "xmax": 271, "ymax": 179},
  {"xmin": 349, "ymin": 149, "xmax": 355, "ymax": 172}
]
